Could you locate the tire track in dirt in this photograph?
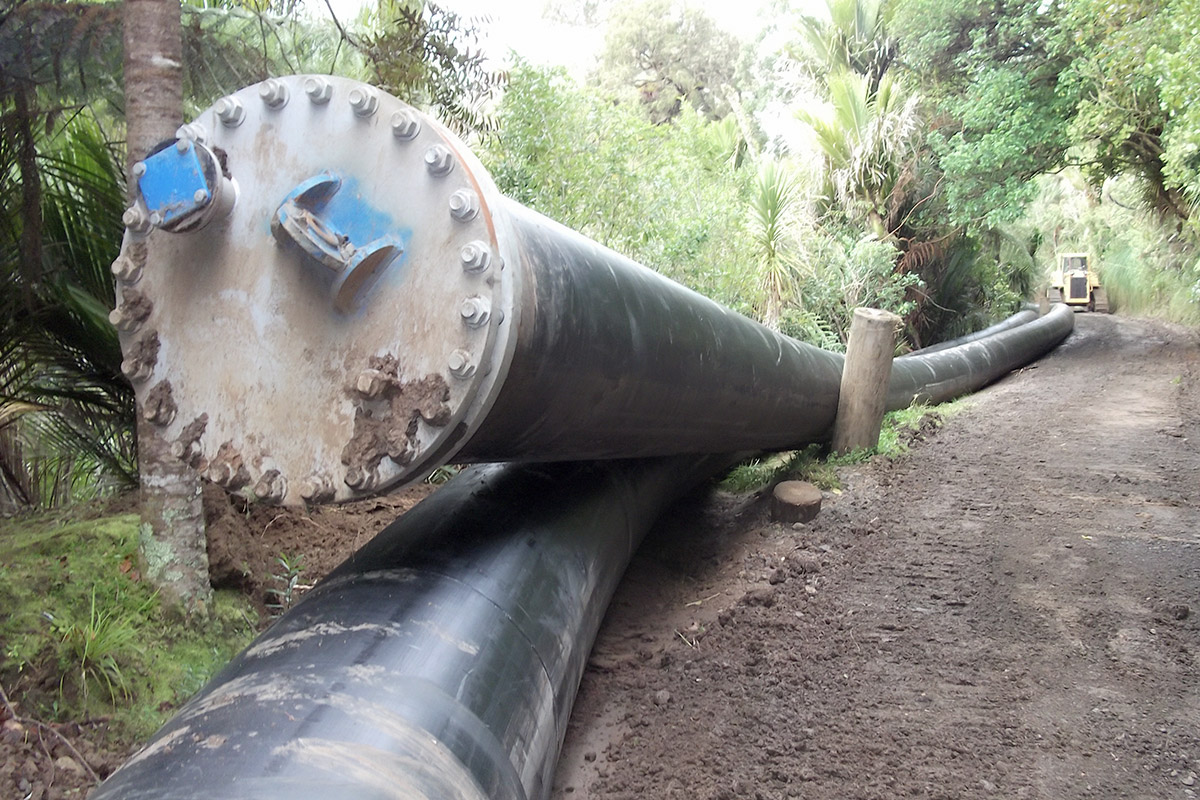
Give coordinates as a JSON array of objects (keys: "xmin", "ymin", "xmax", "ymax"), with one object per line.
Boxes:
[{"xmin": 554, "ymin": 314, "xmax": 1200, "ymax": 800}]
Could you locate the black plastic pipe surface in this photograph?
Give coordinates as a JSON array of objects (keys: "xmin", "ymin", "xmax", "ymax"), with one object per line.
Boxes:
[
  {"xmin": 456, "ymin": 204, "xmax": 846, "ymax": 462},
  {"xmin": 888, "ymin": 304, "xmax": 1073, "ymax": 409},
  {"xmin": 904, "ymin": 306, "xmax": 1039, "ymax": 357},
  {"xmin": 90, "ymin": 455, "xmax": 734, "ymax": 800}
]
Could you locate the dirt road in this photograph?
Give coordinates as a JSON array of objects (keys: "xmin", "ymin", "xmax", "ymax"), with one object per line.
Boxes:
[{"xmin": 553, "ymin": 313, "xmax": 1200, "ymax": 799}]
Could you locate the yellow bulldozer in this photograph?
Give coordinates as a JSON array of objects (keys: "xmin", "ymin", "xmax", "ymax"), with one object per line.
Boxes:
[{"xmin": 1047, "ymin": 252, "xmax": 1109, "ymax": 313}]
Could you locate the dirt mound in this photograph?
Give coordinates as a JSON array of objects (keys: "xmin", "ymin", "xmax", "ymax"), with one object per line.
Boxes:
[{"xmin": 204, "ymin": 481, "xmax": 434, "ymax": 613}]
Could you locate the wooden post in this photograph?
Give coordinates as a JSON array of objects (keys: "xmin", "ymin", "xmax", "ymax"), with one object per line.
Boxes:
[{"xmin": 832, "ymin": 308, "xmax": 900, "ymax": 454}]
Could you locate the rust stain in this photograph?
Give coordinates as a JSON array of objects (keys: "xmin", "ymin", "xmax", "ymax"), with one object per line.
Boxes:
[
  {"xmin": 208, "ymin": 440, "xmax": 251, "ymax": 490},
  {"xmin": 123, "ymin": 332, "xmax": 160, "ymax": 381},
  {"xmin": 173, "ymin": 414, "xmax": 208, "ymax": 470},
  {"xmin": 341, "ymin": 355, "xmax": 451, "ymax": 477},
  {"xmin": 127, "ymin": 239, "xmax": 148, "ymax": 269},
  {"xmin": 142, "ymin": 380, "xmax": 177, "ymax": 426},
  {"xmin": 118, "ymin": 288, "xmax": 154, "ymax": 324}
]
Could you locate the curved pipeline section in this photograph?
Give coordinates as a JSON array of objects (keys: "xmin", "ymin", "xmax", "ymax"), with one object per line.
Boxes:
[
  {"xmin": 888, "ymin": 303, "xmax": 1073, "ymax": 409},
  {"xmin": 98, "ymin": 72, "xmax": 1078, "ymax": 800},
  {"xmin": 91, "ymin": 455, "xmax": 733, "ymax": 800},
  {"xmin": 904, "ymin": 307, "xmax": 1039, "ymax": 356},
  {"xmin": 115, "ymin": 75, "xmax": 1071, "ymax": 505}
]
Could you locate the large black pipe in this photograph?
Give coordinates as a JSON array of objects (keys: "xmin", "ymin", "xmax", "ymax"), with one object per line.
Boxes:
[
  {"xmin": 889, "ymin": 304, "xmax": 1072, "ymax": 408},
  {"xmin": 91, "ymin": 455, "xmax": 733, "ymax": 800},
  {"xmin": 904, "ymin": 306, "xmax": 1039, "ymax": 356},
  {"xmin": 118, "ymin": 76, "xmax": 1070, "ymax": 503},
  {"xmin": 91, "ymin": 308, "xmax": 1073, "ymax": 800},
  {"xmin": 453, "ymin": 207, "xmax": 845, "ymax": 461}
]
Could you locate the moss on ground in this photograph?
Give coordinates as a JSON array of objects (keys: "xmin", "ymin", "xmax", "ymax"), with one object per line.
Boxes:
[
  {"xmin": 0, "ymin": 506, "xmax": 258, "ymax": 741},
  {"xmin": 718, "ymin": 398, "xmax": 972, "ymax": 493}
]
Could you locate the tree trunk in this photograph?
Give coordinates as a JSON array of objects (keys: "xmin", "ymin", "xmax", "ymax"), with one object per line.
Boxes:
[{"xmin": 123, "ymin": 0, "xmax": 211, "ymax": 617}]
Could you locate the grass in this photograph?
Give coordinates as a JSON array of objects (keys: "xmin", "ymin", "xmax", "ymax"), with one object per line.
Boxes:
[
  {"xmin": 0, "ymin": 505, "xmax": 259, "ymax": 741},
  {"xmin": 718, "ymin": 398, "xmax": 971, "ymax": 493},
  {"xmin": 265, "ymin": 552, "xmax": 308, "ymax": 619},
  {"xmin": 1101, "ymin": 255, "xmax": 1200, "ymax": 325}
]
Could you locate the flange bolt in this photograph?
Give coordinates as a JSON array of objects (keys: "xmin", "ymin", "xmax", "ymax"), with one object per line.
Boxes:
[
  {"xmin": 259, "ymin": 78, "xmax": 289, "ymax": 109},
  {"xmin": 299, "ymin": 476, "xmax": 335, "ymax": 503},
  {"xmin": 391, "ymin": 109, "xmax": 421, "ymax": 140},
  {"xmin": 111, "ymin": 255, "xmax": 143, "ymax": 284},
  {"xmin": 109, "ymin": 307, "xmax": 144, "ymax": 333},
  {"xmin": 175, "ymin": 122, "xmax": 208, "ymax": 144},
  {"xmin": 254, "ymin": 470, "xmax": 287, "ymax": 504},
  {"xmin": 304, "ymin": 76, "xmax": 333, "ymax": 104},
  {"xmin": 448, "ymin": 349, "xmax": 476, "ymax": 379},
  {"xmin": 354, "ymin": 368, "xmax": 389, "ymax": 399},
  {"xmin": 448, "ymin": 189, "xmax": 479, "ymax": 222},
  {"xmin": 215, "ymin": 96, "xmax": 246, "ymax": 127},
  {"xmin": 459, "ymin": 296, "xmax": 491, "ymax": 328},
  {"xmin": 349, "ymin": 87, "xmax": 379, "ymax": 117},
  {"xmin": 424, "ymin": 145, "xmax": 454, "ymax": 176},
  {"xmin": 344, "ymin": 465, "xmax": 379, "ymax": 491},
  {"xmin": 122, "ymin": 205, "xmax": 151, "ymax": 234},
  {"xmin": 460, "ymin": 241, "xmax": 492, "ymax": 273},
  {"xmin": 121, "ymin": 357, "xmax": 152, "ymax": 384}
]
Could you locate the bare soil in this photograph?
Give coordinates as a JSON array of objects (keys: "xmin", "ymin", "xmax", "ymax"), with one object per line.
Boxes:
[
  {"xmin": 3, "ymin": 313, "xmax": 1197, "ymax": 800},
  {"xmin": 552, "ymin": 313, "xmax": 1200, "ymax": 800}
]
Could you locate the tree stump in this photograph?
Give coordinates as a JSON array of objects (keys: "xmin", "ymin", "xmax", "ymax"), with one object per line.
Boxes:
[{"xmin": 771, "ymin": 481, "xmax": 822, "ymax": 523}]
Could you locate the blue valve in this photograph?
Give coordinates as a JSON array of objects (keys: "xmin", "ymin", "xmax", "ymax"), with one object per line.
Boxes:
[
  {"xmin": 271, "ymin": 173, "xmax": 409, "ymax": 313},
  {"xmin": 136, "ymin": 140, "xmax": 213, "ymax": 228}
]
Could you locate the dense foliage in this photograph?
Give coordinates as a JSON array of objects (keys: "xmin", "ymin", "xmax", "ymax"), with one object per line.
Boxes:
[{"xmin": 4, "ymin": 0, "xmax": 1200, "ymax": 510}]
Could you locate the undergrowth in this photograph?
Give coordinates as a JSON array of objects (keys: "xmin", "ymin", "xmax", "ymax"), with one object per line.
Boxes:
[
  {"xmin": 718, "ymin": 399, "xmax": 969, "ymax": 493},
  {"xmin": 0, "ymin": 506, "xmax": 259, "ymax": 741}
]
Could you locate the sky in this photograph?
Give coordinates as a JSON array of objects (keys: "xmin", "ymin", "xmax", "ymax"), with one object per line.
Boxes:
[{"xmin": 318, "ymin": 0, "xmax": 781, "ymax": 77}]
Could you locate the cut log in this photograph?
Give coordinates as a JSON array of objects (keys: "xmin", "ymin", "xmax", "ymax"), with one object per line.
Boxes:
[
  {"xmin": 771, "ymin": 480, "xmax": 822, "ymax": 523},
  {"xmin": 832, "ymin": 307, "xmax": 900, "ymax": 455}
]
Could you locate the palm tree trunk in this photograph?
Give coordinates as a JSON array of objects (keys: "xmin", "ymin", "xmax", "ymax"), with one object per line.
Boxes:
[{"xmin": 123, "ymin": 0, "xmax": 212, "ymax": 617}]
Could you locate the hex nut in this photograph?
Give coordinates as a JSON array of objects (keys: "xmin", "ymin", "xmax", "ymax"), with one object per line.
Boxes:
[
  {"xmin": 259, "ymin": 78, "xmax": 289, "ymax": 109},
  {"xmin": 109, "ymin": 308, "xmax": 141, "ymax": 333},
  {"xmin": 348, "ymin": 87, "xmax": 379, "ymax": 117},
  {"xmin": 122, "ymin": 205, "xmax": 151, "ymax": 234},
  {"xmin": 460, "ymin": 296, "xmax": 491, "ymax": 328},
  {"xmin": 354, "ymin": 368, "xmax": 389, "ymax": 399},
  {"xmin": 343, "ymin": 465, "xmax": 378, "ymax": 491},
  {"xmin": 448, "ymin": 189, "xmax": 480, "ymax": 222},
  {"xmin": 111, "ymin": 256, "xmax": 143, "ymax": 283},
  {"xmin": 304, "ymin": 76, "xmax": 333, "ymax": 104},
  {"xmin": 460, "ymin": 241, "xmax": 492, "ymax": 273},
  {"xmin": 175, "ymin": 122, "xmax": 208, "ymax": 144},
  {"xmin": 424, "ymin": 145, "xmax": 454, "ymax": 177},
  {"xmin": 253, "ymin": 470, "xmax": 287, "ymax": 504},
  {"xmin": 390, "ymin": 109, "xmax": 421, "ymax": 140},
  {"xmin": 143, "ymin": 398, "xmax": 176, "ymax": 427},
  {"xmin": 206, "ymin": 461, "xmax": 234, "ymax": 487},
  {"xmin": 121, "ymin": 357, "xmax": 152, "ymax": 383},
  {"xmin": 299, "ymin": 476, "xmax": 335, "ymax": 503},
  {"xmin": 447, "ymin": 349, "xmax": 476, "ymax": 379},
  {"xmin": 215, "ymin": 96, "xmax": 246, "ymax": 127}
]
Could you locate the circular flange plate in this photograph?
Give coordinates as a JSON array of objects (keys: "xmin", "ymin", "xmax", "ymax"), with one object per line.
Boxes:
[{"xmin": 114, "ymin": 75, "xmax": 519, "ymax": 504}]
